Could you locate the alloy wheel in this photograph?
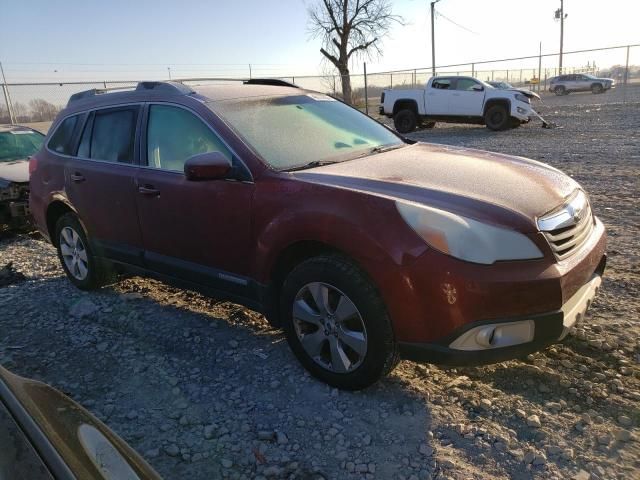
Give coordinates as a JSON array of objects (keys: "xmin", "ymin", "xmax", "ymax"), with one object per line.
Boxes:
[
  {"xmin": 292, "ymin": 282, "xmax": 368, "ymax": 373},
  {"xmin": 59, "ymin": 226, "xmax": 89, "ymax": 281}
]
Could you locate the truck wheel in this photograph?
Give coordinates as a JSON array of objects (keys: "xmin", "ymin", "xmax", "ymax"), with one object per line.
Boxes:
[
  {"xmin": 421, "ymin": 121, "xmax": 436, "ymax": 129},
  {"xmin": 484, "ymin": 105, "xmax": 510, "ymax": 131},
  {"xmin": 554, "ymin": 85, "xmax": 566, "ymax": 96},
  {"xmin": 393, "ymin": 109, "xmax": 417, "ymax": 134},
  {"xmin": 591, "ymin": 83, "xmax": 603, "ymax": 94}
]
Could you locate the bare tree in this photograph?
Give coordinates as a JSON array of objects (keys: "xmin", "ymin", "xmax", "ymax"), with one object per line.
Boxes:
[
  {"xmin": 28, "ymin": 99, "xmax": 60, "ymax": 122},
  {"xmin": 309, "ymin": 0, "xmax": 401, "ymax": 104}
]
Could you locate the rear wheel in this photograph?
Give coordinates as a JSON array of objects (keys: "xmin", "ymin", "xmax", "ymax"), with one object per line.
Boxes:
[
  {"xmin": 280, "ymin": 255, "xmax": 399, "ymax": 390},
  {"xmin": 554, "ymin": 85, "xmax": 566, "ymax": 96},
  {"xmin": 484, "ymin": 105, "xmax": 510, "ymax": 131},
  {"xmin": 55, "ymin": 213, "xmax": 112, "ymax": 290},
  {"xmin": 393, "ymin": 109, "xmax": 417, "ymax": 134},
  {"xmin": 591, "ymin": 83, "xmax": 603, "ymax": 94}
]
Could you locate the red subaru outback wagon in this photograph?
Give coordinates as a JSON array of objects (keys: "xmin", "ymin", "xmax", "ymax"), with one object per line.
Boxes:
[{"xmin": 30, "ymin": 81, "xmax": 606, "ymax": 389}]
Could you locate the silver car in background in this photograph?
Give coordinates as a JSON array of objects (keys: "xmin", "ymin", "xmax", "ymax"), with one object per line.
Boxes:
[{"xmin": 549, "ymin": 74, "xmax": 615, "ymax": 95}]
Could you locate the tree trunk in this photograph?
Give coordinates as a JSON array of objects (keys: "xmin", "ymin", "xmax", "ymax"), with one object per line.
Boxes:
[{"xmin": 339, "ymin": 67, "xmax": 352, "ymax": 105}]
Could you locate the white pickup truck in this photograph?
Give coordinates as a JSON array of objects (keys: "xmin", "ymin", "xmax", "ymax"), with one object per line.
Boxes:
[{"xmin": 379, "ymin": 76, "xmax": 540, "ymax": 133}]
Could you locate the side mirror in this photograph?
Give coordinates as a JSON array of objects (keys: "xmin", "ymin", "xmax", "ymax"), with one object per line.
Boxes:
[
  {"xmin": 472, "ymin": 85, "xmax": 484, "ymax": 92},
  {"xmin": 184, "ymin": 152, "xmax": 232, "ymax": 181}
]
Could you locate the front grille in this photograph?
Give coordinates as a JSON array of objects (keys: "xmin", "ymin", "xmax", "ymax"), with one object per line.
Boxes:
[{"xmin": 538, "ymin": 190, "xmax": 595, "ymax": 261}]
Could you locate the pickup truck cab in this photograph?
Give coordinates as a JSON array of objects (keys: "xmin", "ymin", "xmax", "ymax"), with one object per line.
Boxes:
[{"xmin": 379, "ymin": 76, "xmax": 539, "ymax": 133}]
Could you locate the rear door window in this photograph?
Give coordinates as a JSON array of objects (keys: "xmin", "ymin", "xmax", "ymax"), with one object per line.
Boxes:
[
  {"xmin": 81, "ymin": 107, "xmax": 139, "ymax": 163},
  {"xmin": 431, "ymin": 78, "xmax": 452, "ymax": 90},
  {"xmin": 48, "ymin": 115, "xmax": 80, "ymax": 155}
]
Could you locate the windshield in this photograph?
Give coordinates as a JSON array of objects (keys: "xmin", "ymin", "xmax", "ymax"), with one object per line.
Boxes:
[
  {"xmin": 209, "ymin": 93, "xmax": 403, "ymax": 170},
  {"xmin": 0, "ymin": 130, "xmax": 45, "ymax": 163},
  {"xmin": 583, "ymin": 74, "xmax": 598, "ymax": 79}
]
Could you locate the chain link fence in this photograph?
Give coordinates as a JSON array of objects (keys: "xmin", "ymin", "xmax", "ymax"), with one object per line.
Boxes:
[{"xmin": 1, "ymin": 44, "xmax": 637, "ymax": 126}]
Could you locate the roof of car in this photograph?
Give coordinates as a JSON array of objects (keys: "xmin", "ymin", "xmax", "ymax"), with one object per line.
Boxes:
[
  {"xmin": 63, "ymin": 80, "xmax": 312, "ymax": 114},
  {"xmin": 193, "ymin": 84, "xmax": 305, "ymax": 102}
]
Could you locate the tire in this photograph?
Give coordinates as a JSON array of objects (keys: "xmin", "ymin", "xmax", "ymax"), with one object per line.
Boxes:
[
  {"xmin": 55, "ymin": 212, "xmax": 113, "ymax": 290},
  {"xmin": 484, "ymin": 105, "xmax": 510, "ymax": 131},
  {"xmin": 554, "ymin": 85, "xmax": 566, "ymax": 96},
  {"xmin": 280, "ymin": 254, "xmax": 399, "ymax": 390},
  {"xmin": 591, "ymin": 83, "xmax": 603, "ymax": 94},
  {"xmin": 393, "ymin": 109, "xmax": 417, "ymax": 134},
  {"xmin": 421, "ymin": 121, "xmax": 436, "ymax": 129}
]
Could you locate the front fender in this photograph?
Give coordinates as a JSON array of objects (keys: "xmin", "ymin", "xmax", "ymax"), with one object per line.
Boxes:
[{"xmin": 251, "ymin": 176, "xmax": 427, "ymax": 286}]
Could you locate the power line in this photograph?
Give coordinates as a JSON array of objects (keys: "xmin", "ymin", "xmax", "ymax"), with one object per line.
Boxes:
[{"xmin": 435, "ymin": 10, "xmax": 480, "ymax": 36}]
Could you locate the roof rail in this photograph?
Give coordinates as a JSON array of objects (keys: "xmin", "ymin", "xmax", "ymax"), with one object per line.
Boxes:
[
  {"xmin": 243, "ymin": 78, "xmax": 299, "ymax": 88},
  {"xmin": 67, "ymin": 81, "xmax": 195, "ymax": 106}
]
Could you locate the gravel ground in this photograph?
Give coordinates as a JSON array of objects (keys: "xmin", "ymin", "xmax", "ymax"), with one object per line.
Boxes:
[{"xmin": 1, "ymin": 87, "xmax": 639, "ymax": 480}]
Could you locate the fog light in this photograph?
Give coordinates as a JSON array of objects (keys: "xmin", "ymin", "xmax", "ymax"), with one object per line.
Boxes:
[
  {"xmin": 517, "ymin": 107, "xmax": 527, "ymax": 114},
  {"xmin": 476, "ymin": 327, "xmax": 497, "ymax": 347},
  {"xmin": 449, "ymin": 320, "xmax": 535, "ymax": 351}
]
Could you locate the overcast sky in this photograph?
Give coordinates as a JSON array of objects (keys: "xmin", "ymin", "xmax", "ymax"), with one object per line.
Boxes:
[{"xmin": 1, "ymin": 0, "xmax": 638, "ymax": 82}]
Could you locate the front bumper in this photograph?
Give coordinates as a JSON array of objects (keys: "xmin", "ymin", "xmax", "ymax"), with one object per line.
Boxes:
[
  {"xmin": 399, "ymin": 257, "xmax": 605, "ymax": 366},
  {"xmin": 512, "ymin": 102, "xmax": 537, "ymax": 121}
]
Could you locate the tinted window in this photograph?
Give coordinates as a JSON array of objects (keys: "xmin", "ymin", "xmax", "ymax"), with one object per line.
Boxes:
[
  {"xmin": 455, "ymin": 78, "xmax": 480, "ymax": 91},
  {"xmin": 432, "ymin": 78, "xmax": 451, "ymax": 90},
  {"xmin": 88, "ymin": 108, "xmax": 138, "ymax": 163},
  {"xmin": 48, "ymin": 115, "xmax": 78, "ymax": 155},
  {"xmin": 146, "ymin": 105, "xmax": 231, "ymax": 172}
]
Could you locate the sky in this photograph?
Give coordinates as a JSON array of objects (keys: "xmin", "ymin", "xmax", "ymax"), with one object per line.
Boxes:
[{"xmin": 0, "ymin": 0, "xmax": 638, "ymax": 84}]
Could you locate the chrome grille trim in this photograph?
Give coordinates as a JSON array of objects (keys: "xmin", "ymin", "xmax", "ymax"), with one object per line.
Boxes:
[{"xmin": 538, "ymin": 190, "xmax": 595, "ymax": 261}]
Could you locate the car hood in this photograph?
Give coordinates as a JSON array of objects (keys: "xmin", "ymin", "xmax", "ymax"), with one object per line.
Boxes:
[
  {"xmin": 292, "ymin": 143, "xmax": 580, "ymax": 232},
  {"xmin": 508, "ymin": 88, "xmax": 540, "ymax": 100},
  {"xmin": 0, "ymin": 159, "xmax": 29, "ymax": 186}
]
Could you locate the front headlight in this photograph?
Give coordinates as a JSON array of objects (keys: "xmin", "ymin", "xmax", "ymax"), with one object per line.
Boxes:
[
  {"xmin": 515, "ymin": 93, "xmax": 530, "ymax": 104},
  {"xmin": 396, "ymin": 201, "xmax": 543, "ymax": 264}
]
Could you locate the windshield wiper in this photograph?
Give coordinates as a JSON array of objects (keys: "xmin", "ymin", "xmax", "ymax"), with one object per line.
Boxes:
[
  {"xmin": 356, "ymin": 143, "xmax": 406, "ymax": 158},
  {"xmin": 281, "ymin": 160, "xmax": 340, "ymax": 172}
]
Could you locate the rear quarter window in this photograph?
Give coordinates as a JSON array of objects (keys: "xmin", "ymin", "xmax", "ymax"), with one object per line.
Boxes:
[{"xmin": 48, "ymin": 115, "xmax": 79, "ymax": 155}]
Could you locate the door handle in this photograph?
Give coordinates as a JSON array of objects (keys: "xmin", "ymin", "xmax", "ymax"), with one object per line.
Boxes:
[
  {"xmin": 70, "ymin": 173, "xmax": 85, "ymax": 183},
  {"xmin": 138, "ymin": 185, "xmax": 160, "ymax": 196}
]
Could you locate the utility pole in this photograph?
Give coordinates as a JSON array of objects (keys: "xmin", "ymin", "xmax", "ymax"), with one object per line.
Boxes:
[
  {"xmin": 167, "ymin": 66, "xmax": 172, "ymax": 80},
  {"xmin": 538, "ymin": 42, "xmax": 542, "ymax": 92},
  {"xmin": 0, "ymin": 61, "xmax": 16, "ymax": 124},
  {"xmin": 430, "ymin": 0, "xmax": 442, "ymax": 77},
  {"xmin": 555, "ymin": 1, "xmax": 567, "ymax": 74}
]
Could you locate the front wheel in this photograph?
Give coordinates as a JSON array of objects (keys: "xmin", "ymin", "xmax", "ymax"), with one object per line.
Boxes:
[
  {"xmin": 55, "ymin": 212, "xmax": 112, "ymax": 290},
  {"xmin": 280, "ymin": 255, "xmax": 399, "ymax": 390},
  {"xmin": 393, "ymin": 109, "xmax": 417, "ymax": 134},
  {"xmin": 591, "ymin": 83, "xmax": 604, "ymax": 94},
  {"xmin": 484, "ymin": 105, "xmax": 510, "ymax": 131}
]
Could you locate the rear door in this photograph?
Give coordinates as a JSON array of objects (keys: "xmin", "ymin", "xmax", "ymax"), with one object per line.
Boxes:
[
  {"xmin": 134, "ymin": 103, "xmax": 254, "ymax": 292},
  {"xmin": 64, "ymin": 105, "xmax": 144, "ymax": 265},
  {"xmin": 448, "ymin": 78, "xmax": 485, "ymax": 116},
  {"xmin": 565, "ymin": 74, "xmax": 579, "ymax": 91},
  {"xmin": 425, "ymin": 78, "xmax": 453, "ymax": 115}
]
